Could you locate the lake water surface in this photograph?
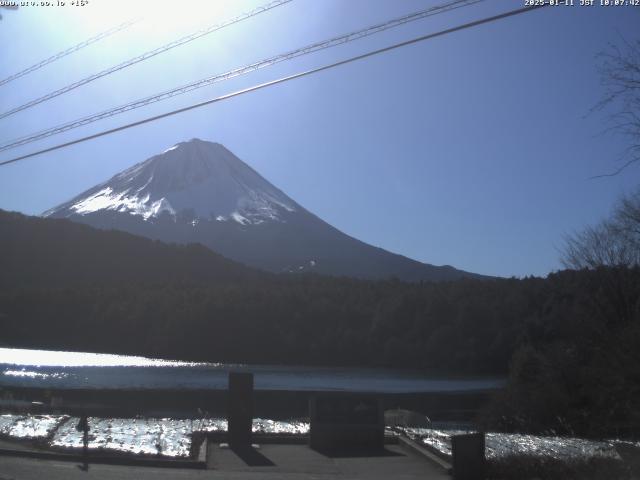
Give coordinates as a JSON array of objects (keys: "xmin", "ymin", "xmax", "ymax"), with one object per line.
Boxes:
[{"xmin": 0, "ymin": 347, "xmax": 505, "ymax": 392}]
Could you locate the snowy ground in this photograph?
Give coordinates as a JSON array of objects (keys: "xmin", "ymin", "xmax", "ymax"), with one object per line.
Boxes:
[
  {"xmin": 1, "ymin": 413, "xmax": 635, "ymax": 462},
  {"xmin": 0, "ymin": 414, "xmax": 309, "ymax": 458},
  {"xmin": 402, "ymin": 427, "xmax": 639, "ymax": 462}
]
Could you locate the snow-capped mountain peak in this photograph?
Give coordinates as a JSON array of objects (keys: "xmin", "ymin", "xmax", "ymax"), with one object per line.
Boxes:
[
  {"xmin": 44, "ymin": 139, "xmax": 296, "ymax": 225},
  {"xmin": 44, "ymin": 139, "xmax": 483, "ymax": 281}
]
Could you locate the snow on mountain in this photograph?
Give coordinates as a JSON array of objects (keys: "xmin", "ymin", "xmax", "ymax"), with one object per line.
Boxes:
[
  {"xmin": 44, "ymin": 139, "xmax": 484, "ymax": 282},
  {"xmin": 44, "ymin": 139, "xmax": 296, "ymax": 225}
]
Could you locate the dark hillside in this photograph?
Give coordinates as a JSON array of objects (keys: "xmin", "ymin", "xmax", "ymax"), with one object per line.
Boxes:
[
  {"xmin": 0, "ymin": 209, "xmax": 262, "ymax": 288},
  {"xmin": 1, "ymin": 209, "xmax": 639, "ymax": 436}
]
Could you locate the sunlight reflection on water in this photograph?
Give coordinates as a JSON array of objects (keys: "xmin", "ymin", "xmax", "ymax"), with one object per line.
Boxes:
[
  {"xmin": 3, "ymin": 368, "xmax": 68, "ymax": 379},
  {"xmin": 0, "ymin": 347, "xmax": 203, "ymax": 368},
  {"xmin": 0, "ymin": 347, "xmax": 505, "ymax": 392}
]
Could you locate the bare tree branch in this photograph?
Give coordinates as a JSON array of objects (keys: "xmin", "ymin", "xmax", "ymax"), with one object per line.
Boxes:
[
  {"xmin": 590, "ymin": 158, "xmax": 640, "ymax": 179},
  {"xmin": 562, "ymin": 188, "xmax": 640, "ymax": 269},
  {"xmin": 591, "ymin": 36, "xmax": 640, "ymax": 177}
]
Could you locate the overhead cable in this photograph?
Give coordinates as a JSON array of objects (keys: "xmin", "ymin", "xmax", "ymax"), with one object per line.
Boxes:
[
  {"xmin": 0, "ymin": 0, "xmax": 292, "ymax": 120},
  {"xmin": 0, "ymin": 0, "xmax": 480, "ymax": 152},
  {"xmin": 0, "ymin": 18, "xmax": 140, "ymax": 87},
  {"xmin": 0, "ymin": 3, "xmax": 549, "ymax": 168}
]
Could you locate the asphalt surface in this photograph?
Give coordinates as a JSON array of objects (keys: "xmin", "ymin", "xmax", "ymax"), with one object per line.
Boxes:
[{"xmin": 0, "ymin": 443, "xmax": 451, "ymax": 479}]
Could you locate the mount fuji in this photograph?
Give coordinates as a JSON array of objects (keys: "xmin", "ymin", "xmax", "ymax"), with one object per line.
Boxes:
[{"xmin": 44, "ymin": 139, "xmax": 481, "ymax": 281}]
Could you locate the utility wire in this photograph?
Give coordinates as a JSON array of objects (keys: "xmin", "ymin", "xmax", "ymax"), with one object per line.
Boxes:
[
  {"xmin": 0, "ymin": 18, "xmax": 140, "ymax": 88},
  {"xmin": 0, "ymin": 3, "xmax": 549, "ymax": 168},
  {"xmin": 0, "ymin": 0, "xmax": 291, "ymax": 120},
  {"xmin": 0, "ymin": 0, "xmax": 481, "ymax": 153}
]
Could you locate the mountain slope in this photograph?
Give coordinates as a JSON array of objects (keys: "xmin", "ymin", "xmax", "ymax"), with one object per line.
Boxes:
[
  {"xmin": 44, "ymin": 139, "xmax": 482, "ymax": 281},
  {"xmin": 0, "ymin": 209, "xmax": 261, "ymax": 289}
]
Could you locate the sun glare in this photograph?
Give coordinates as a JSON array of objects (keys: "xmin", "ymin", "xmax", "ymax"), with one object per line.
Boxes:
[{"xmin": 77, "ymin": 0, "xmax": 233, "ymax": 39}]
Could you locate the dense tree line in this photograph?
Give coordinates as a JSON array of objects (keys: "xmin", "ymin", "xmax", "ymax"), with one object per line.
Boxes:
[
  {"xmin": 1, "ymin": 209, "xmax": 639, "ymax": 437},
  {"xmin": 0, "ymin": 274, "xmax": 543, "ymax": 373},
  {"xmin": 482, "ymin": 189, "xmax": 640, "ymax": 438},
  {"xmin": 0, "ymin": 209, "xmax": 537, "ymax": 371},
  {"xmin": 481, "ymin": 267, "xmax": 640, "ymax": 437}
]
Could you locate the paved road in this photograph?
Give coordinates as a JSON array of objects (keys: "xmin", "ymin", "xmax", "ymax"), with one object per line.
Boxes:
[{"xmin": 0, "ymin": 444, "xmax": 451, "ymax": 480}]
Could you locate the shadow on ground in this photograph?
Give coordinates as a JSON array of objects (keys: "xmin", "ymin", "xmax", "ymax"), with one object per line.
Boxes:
[
  {"xmin": 311, "ymin": 447, "xmax": 406, "ymax": 459},
  {"xmin": 229, "ymin": 446, "xmax": 275, "ymax": 467}
]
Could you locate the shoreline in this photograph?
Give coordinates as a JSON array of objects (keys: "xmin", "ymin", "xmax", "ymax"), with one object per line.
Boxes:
[{"xmin": 0, "ymin": 385, "xmax": 495, "ymax": 420}]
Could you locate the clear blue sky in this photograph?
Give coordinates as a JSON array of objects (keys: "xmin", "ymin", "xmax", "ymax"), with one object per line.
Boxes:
[{"xmin": 0, "ymin": 0, "xmax": 639, "ymax": 278}]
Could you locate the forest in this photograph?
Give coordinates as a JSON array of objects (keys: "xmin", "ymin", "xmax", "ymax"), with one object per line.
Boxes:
[{"xmin": 1, "ymin": 208, "xmax": 639, "ymax": 437}]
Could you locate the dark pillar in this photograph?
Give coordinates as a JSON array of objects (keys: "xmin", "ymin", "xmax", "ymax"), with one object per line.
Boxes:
[
  {"xmin": 451, "ymin": 432, "xmax": 485, "ymax": 480},
  {"xmin": 228, "ymin": 372, "xmax": 253, "ymax": 447}
]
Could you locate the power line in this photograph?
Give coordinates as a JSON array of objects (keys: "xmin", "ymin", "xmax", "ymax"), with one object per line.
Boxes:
[
  {"xmin": 0, "ymin": 18, "xmax": 140, "ymax": 88},
  {"xmin": 0, "ymin": 0, "xmax": 481, "ymax": 153},
  {"xmin": 0, "ymin": 3, "xmax": 549, "ymax": 168},
  {"xmin": 0, "ymin": 0, "xmax": 291, "ymax": 120}
]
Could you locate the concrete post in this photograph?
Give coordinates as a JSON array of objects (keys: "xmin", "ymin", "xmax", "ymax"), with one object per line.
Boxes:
[
  {"xmin": 228, "ymin": 372, "xmax": 253, "ymax": 447},
  {"xmin": 451, "ymin": 432, "xmax": 485, "ymax": 480}
]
